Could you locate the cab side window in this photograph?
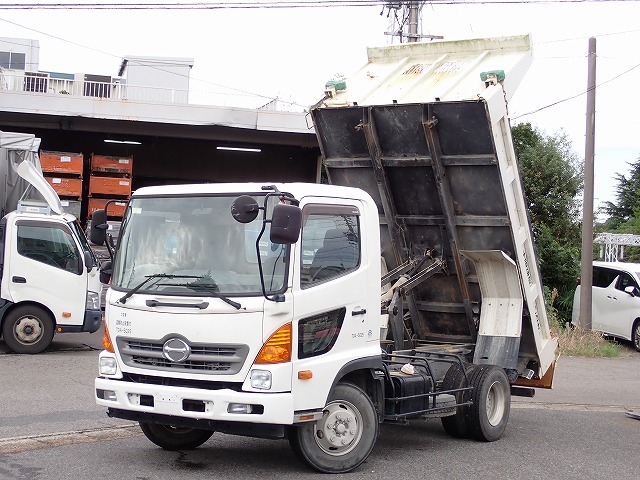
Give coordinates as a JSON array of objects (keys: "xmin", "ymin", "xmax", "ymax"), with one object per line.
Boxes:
[
  {"xmin": 17, "ymin": 224, "xmax": 81, "ymax": 275},
  {"xmin": 300, "ymin": 209, "xmax": 360, "ymax": 288}
]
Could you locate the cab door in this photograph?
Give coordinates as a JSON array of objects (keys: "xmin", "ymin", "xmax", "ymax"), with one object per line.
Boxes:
[
  {"xmin": 7, "ymin": 219, "xmax": 87, "ymax": 327},
  {"xmin": 289, "ymin": 200, "xmax": 378, "ymax": 411}
]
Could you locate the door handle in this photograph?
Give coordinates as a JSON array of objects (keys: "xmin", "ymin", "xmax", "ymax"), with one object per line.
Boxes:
[
  {"xmin": 12, "ymin": 276, "xmax": 26, "ymax": 283},
  {"xmin": 352, "ymin": 308, "xmax": 367, "ymax": 316}
]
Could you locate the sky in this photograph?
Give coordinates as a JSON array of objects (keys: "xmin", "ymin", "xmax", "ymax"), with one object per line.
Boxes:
[{"xmin": 1, "ymin": 0, "xmax": 639, "ymax": 214}]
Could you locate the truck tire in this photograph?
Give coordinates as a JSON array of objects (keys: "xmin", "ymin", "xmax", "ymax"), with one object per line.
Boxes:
[
  {"xmin": 2, "ymin": 305, "xmax": 55, "ymax": 354},
  {"xmin": 288, "ymin": 382, "xmax": 378, "ymax": 473},
  {"xmin": 139, "ymin": 422, "xmax": 214, "ymax": 450},
  {"xmin": 440, "ymin": 364, "xmax": 475, "ymax": 438},
  {"xmin": 465, "ymin": 364, "xmax": 510, "ymax": 442}
]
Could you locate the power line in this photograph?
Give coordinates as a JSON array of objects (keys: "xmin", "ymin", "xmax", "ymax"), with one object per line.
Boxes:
[
  {"xmin": 0, "ymin": 0, "xmax": 639, "ymax": 8},
  {"xmin": 0, "ymin": 1, "xmax": 390, "ymax": 8},
  {"xmin": 513, "ymin": 60, "xmax": 640, "ymax": 119}
]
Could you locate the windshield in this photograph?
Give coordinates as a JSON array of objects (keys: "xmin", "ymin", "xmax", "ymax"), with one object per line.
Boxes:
[
  {"xmin": 68, "ymin": 219, "xmax": 98, "ymax": 266},
  {"xmin": 111, "ymin": 194, "xmax": 288, "ymax": 296}
]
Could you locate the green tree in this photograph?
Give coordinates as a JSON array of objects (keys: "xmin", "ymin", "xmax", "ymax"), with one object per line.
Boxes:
[
  {"xmin": 511, "ymin": 123, "xmax": 583, "ymax": 320},
  {"xmin": 601, "ymin": 156, "xmax": 640, "ymax": 229},
  {"xmin": 599, "ymin": 156, "xmax": 640, "ymax": 260}
]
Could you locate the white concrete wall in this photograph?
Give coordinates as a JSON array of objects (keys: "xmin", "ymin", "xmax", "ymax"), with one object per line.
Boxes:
[{"xmin": 124, "ymin": 56, "xmax": 193, "ymax": 104}]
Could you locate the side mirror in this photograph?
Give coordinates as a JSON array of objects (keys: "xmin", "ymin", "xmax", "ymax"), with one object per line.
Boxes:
[
  {"xmin": 270, "ymin": 203, "xmax": 301, "ymax": 244},
  {"xmin": 90, "ymin": 209, "xmax": 108, "ymax": 246},
  {"xmin": 84, "ymin": 250, "xmax": 95, "ymax": 272},
  {"xmin": 99, "ymin": 260, "xmax": 112, "ymax": 284},
  {"xmin": 624, "ymin": 285, "xmax": 637, "ymax": 297}
]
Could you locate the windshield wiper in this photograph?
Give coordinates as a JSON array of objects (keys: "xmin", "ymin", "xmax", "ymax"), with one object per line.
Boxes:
[
  {"xmin": 176, "ymin": 282, "xmax": 243, "ymax": 310},
  {"xmin": 117, "ymin": 273, "xmax": 200, "ymax": 304}
]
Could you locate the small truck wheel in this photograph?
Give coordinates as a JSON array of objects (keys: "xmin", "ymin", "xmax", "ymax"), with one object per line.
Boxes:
[
  {"xmin": 2, "ymin": 305, "xmax": 54, "ymax": 354},
  {"xmin": 288, "ymin": 382, "xmax": 378, "ymax": 473},
  {"xmin": 465, "ymin": 364, "xmax": 511, "ymax": 441},
  {"xmin": 139, "ymin": 422, "xmax": 214, "ymax": 450}
]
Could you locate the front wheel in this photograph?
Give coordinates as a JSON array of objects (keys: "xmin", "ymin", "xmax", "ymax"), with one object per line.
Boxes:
[
  {"xmin": 288, "ymin": 383, "xmax": 378, "ymax": 473},
  {"xmin": 2, "ymin": 305, "xmax": 55, "ymax": 354},
  {"xmin": 632, "ymin": 320, "xmax": 640, "ymax": 352},
  {"xmin": 139, "ymin": 422, "xmax": 214, "ymax": 450},
  {"xmin": 465, "ymin": 365, "xmax": 511, "ymax": 442}
]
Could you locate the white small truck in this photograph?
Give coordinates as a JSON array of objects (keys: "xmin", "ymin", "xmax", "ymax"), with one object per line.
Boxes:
[
  {"xmin": 91, "ymin": 34, "xmax": 557, "ymax": 473},
  {"xmin": 0, "ymin": 131, "xmax": 102, "ymax": 353}
]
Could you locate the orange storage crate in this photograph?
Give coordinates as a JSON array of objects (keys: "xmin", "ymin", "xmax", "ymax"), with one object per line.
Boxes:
[
  {"xmin": 40, "ymin": 151, "xmax": 84, "ymax": 175},
  {"xmin": 89, "ymin": 175, "xmax": 132, "ymax": 196},
  {"xmin": 88, "ymin": 197, "xmax": 128, "ymax": 218},
  {"xmin": 90, "ymin": 154, "xmax": 133, "ymax": 175},
  {"xmin": 45, "ymin": 176, "xmax": 83, "ymax": 197}
]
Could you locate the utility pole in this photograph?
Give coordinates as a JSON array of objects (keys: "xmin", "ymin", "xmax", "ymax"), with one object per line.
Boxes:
[
  {"xmin": 407, "ymin": 1, "xmax": 420, "ymax": 43},
  {"xmin": 383, "ymin": 1, "xmax": 443, "ymax": 43},
  {"xmin": 579, "ymin": 37, "xmax": 596, "ymax": 330}
]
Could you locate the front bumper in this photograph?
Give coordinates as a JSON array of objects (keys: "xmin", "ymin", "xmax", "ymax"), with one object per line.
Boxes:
[{"xmin": 95, "ymin": 376, "xmax": 295, "ymax": 425}]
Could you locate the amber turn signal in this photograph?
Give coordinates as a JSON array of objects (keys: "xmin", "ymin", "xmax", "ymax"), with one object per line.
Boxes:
[
  {"xmin": 102, "ymin": 320, "xmax": 115, "ymax": 353},
  {"xmin": 254, "ymin": 323, "xmax": 292, "ymax": 364}
]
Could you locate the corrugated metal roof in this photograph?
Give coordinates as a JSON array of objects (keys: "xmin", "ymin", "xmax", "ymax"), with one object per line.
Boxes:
[{"xmin": 322, "ymin": 34, "xmax": 532, "ymax": 107}]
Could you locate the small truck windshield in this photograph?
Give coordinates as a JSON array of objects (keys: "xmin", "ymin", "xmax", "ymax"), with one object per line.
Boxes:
[{"xmin": 111, "ymin": 194, "xmax": 288, "ymax": 296}]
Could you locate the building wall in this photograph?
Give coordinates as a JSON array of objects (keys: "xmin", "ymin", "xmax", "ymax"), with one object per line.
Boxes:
[
  {"xmin": 0, "ymin": 37, "xmax": 39, "ymax": 72},
  {"xmin": 124, "ymin": 56, "xmax": 194, "ymax": 104}
]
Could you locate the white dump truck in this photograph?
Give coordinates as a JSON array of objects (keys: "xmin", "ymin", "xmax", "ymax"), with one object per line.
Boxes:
[
  {"xmin": 91, "ymin": 34, "xmax": 557, "ymax": 473},
  {"xmin": 0, "ymin": 131, "xmax": 102, "ymax": 354}
]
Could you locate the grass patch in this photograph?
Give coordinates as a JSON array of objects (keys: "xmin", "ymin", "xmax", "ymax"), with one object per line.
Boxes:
[
  {"xmin": 545, "ymin": 286, "xmax": 622, "ymax": 357},
  {"xmin": 554, "ymin": 326, "xmax": 622, "ymax": 357}
]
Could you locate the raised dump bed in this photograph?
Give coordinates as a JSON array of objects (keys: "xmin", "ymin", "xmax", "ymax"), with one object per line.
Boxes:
[{"xmin": 312, "ymin": 34, "xmax": 557, "ymax": 386}]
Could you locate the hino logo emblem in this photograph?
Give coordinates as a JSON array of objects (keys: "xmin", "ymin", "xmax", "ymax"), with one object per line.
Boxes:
[{"xmin": 162, "ymin": 338, "xmax": 191, "ymax": 363}]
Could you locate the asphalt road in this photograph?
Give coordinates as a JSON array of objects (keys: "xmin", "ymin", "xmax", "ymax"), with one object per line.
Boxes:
[{"xmin": 1, "ymin": 331, "xmax": 639, "ymax": 479}]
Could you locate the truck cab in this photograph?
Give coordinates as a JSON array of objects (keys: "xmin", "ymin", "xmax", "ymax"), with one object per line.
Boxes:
[{"xmin": 0, "ymin": 140, "xmax": 102, "ymax": 353}]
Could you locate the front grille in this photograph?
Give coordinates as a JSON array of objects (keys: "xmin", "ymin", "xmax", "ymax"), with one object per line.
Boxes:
[{"xmin": 117, "ymin": 337, "xmax": 250, "ymax": 375}]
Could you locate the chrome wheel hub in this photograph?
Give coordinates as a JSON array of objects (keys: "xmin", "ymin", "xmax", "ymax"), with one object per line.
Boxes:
[
  {"xmin": 315, "ymin": 401, "xmax": 362, "ymax": 455},
  {"xmin": 486, "ymin": 380, "xmax": 506, "ymax": 426}
]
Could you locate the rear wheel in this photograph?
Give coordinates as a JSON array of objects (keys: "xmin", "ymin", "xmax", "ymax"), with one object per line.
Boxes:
[
  {"xmin": 632, "ymin": 320, "xmax": 640, "ymax": 352},
  {"xmin": 139, "ymin": 422, "xmax": 214, "ymax": 450},
  {"xmin": 2, "ymin": 305, "xmax": 54, "ymax": 354},
  {"xmin": 441, "ymin": 364, "xmax": 474, "ymax": 438},
  {"xmin": 465, "ymin": 365, "xmax": 511, "ymax": 442},
  {"xmin": 288, "ymin": 383, "xmax": 378, "ymax": 473}
]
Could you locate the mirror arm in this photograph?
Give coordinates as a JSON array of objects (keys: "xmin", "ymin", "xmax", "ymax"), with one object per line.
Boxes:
[{"xmin": 256, "ymin": 199, "xmax": 285, "ymax": 303}]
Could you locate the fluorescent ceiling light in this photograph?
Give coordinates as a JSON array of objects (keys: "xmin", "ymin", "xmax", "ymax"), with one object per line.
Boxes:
[
  {"xmin": 104, "ymin": 139, "xmax": 142, "ymax": 145},
  {"xmin": 217, "ymin": 146, "xmax": 261, "ymax": 153}
]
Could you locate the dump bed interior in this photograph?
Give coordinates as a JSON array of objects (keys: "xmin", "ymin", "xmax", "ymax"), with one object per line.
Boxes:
[{"xmin": 312, "ymin": 35, "xmax": 557, "ymax": 384}]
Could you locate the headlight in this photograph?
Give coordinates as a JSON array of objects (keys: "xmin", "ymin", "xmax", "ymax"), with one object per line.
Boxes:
[
  {"xmin": 87, "ymin": 291, "xmax": 100, "ymax": 310},
  {"xmin": 250, "ymin": 369, "xmax": 272, "ymax": 390},
  {"xmin": 100, "ymin": 356, "xmax": 118, "ymax": 375}
]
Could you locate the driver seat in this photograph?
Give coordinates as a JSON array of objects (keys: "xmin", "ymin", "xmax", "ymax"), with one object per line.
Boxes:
[{"xmin": 309, "ymin": 228, "xmax": 358, "ymax": 280}]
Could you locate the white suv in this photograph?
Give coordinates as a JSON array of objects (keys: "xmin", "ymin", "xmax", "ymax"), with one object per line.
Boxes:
[{"xmin": 571, "ymin": 261, "xmax": 640, "ymax": 351}]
